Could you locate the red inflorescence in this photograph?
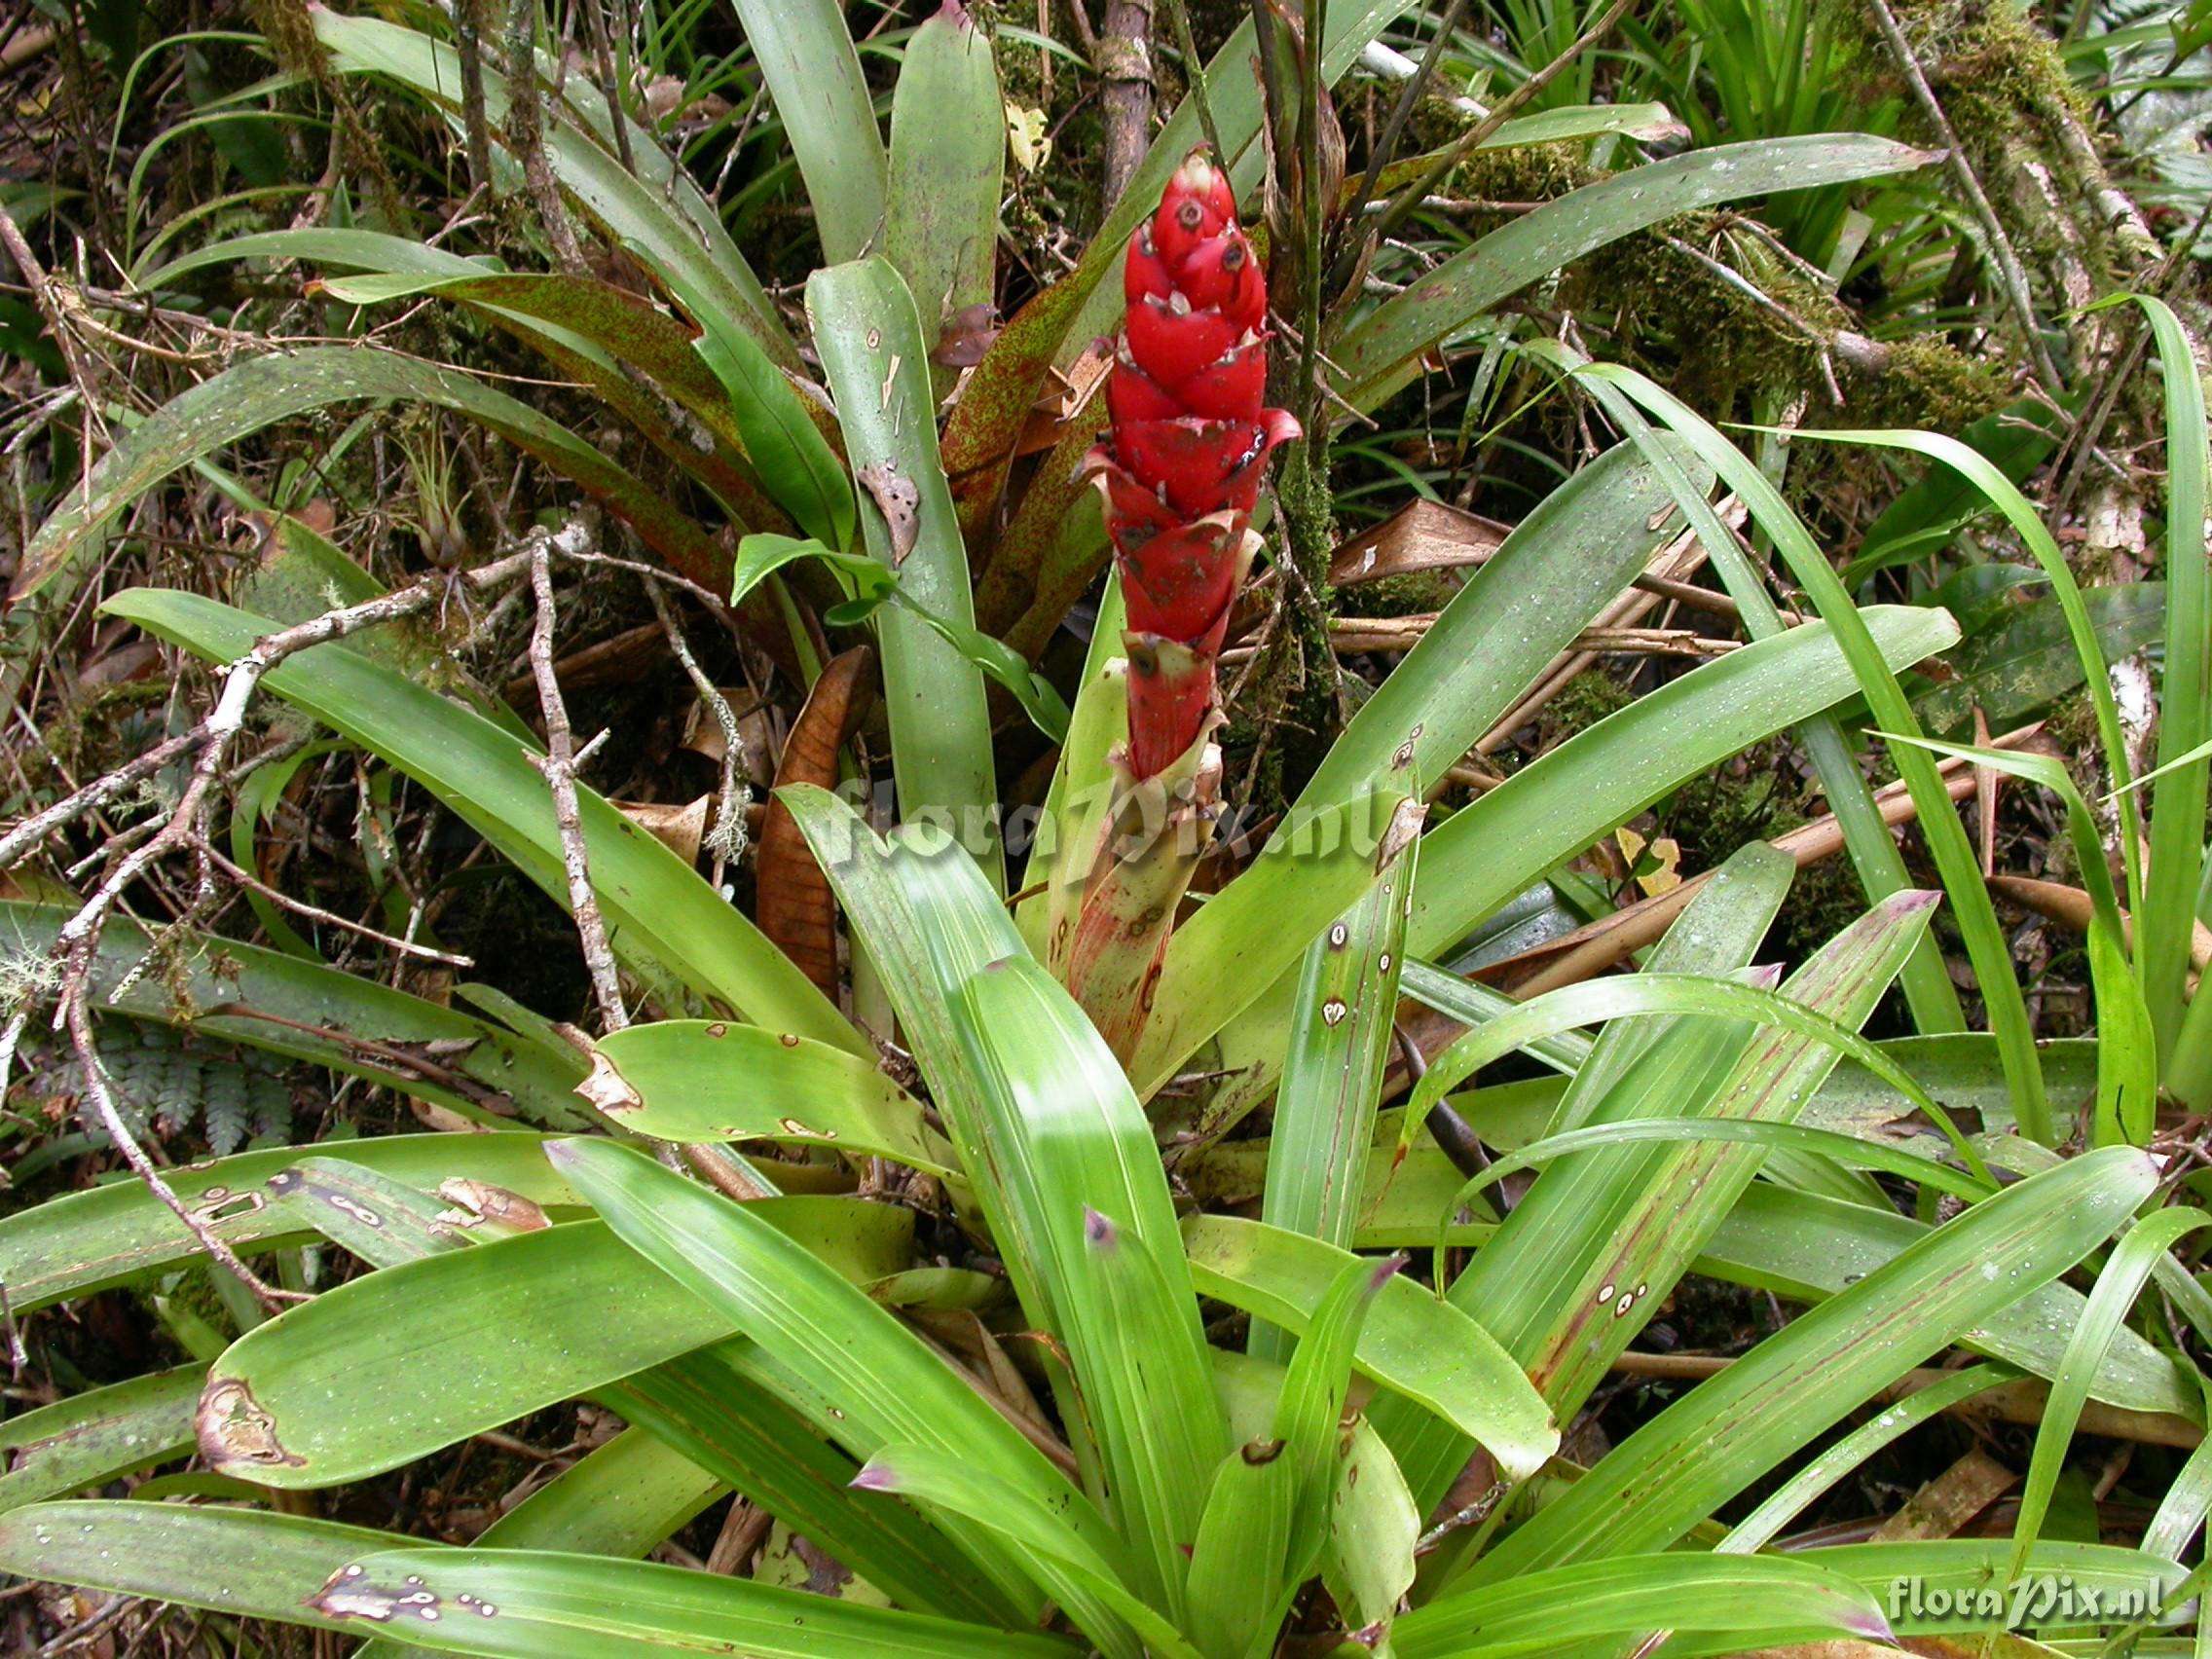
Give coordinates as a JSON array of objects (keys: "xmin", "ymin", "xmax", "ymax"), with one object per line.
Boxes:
[{"xmin": 1090, "ymin": 151, "xmax": 1300, "ymax": 781}]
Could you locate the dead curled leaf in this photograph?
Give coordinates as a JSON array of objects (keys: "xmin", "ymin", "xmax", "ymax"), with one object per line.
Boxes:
[
  {"xmin": 572, "ymin": 1047, "xmax": 644, "ymax": 1116},
  {"xmin": 858, "ymin": 461, "xmax": 921, "ymax": 567},
  {"xmin": 612, "ymin": 795, "xmax": 711, "ymax": 866},
  {"xmin": 1325, "ymin": 498, "xmax": 1512, "ymax": 589},
  {"xmin": 758, "ymin": 645, "xmax": 876, "ymax": 1001},
  {"xmin": 931, "ymin": 302, "xmax": 1002, "ymax": 368}
]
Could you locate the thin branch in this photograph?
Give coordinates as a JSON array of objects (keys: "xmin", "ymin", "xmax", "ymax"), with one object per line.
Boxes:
[
  {"xmin": 504, "ymin": 0, "xmax": 589, "ymax": 273},
  {"xmin": 1100, "ymin": 0, "xmax": 1156, "ymax": 206},
  {"xmin": 1157, "ymin": 0, "xmax": 1225, "ymax": 165},
  {"xmin": 1862, "ymin": 0, "xmax": 2063, "ymax": 389},
  {"xmin": 19, "ymin": 549, "xmax": 535, "ymax": 1312},
  {"xmin": 1356, "ymin": 0, "xmax": 1639, "ymax": 266},
  {"xmin": 189, "ymin": 838, "xmax": 478, "ymax": 967},
  {"xmin": 644, "ymin": 579, "xmax": 752, "ymax": 886},
  {"xmin": 525, "ymin": 530, "xmax": 629, "ymax": 1031}
]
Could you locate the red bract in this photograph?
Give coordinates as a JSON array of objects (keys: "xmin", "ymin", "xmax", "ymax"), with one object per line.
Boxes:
[{"xmin": 1088, "ymin": 151, "xmax": 1299, "ymax": 781}]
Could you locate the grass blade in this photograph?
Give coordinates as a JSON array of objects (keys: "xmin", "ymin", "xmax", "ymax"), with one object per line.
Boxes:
[
  {"xmin": 1330, "ymin": 135, "xmax": 1933, "ymax": 409},
  {"xmin": 1200, "ymin": 605, "xmax": 1959, "ymax": 1142},
  {"xmin": 2126, "ymin": 296, "xmax": 2212, "ymax": 1083},
  {"xmin": 1571, "ymin": 363, "xmax": 2054, "ymax": 1140}
]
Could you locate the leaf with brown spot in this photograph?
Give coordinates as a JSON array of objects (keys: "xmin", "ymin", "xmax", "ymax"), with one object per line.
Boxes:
[
  {"xmin": 759, "ymin": 647, "xmax": 876, "ymax": 1001},
  {"xmin": 858, "ymin": 462, "xmax": 921, "ymax": 567}
]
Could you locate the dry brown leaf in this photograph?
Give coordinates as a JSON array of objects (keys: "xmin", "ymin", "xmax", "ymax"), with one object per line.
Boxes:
[
  {"xmin": 758, "ymin": 646, "xmax": 876, "ymax": 1000},
  {"xmin": 1326, "ymin": 498, "xmax": 1512, "ymax": 589},
  {"xmin": 1869, "ymin": 1447, "xmax": 2017, "ymax": 1542},
  {"xmin": 612, "ymin": 795, "xmax": 710, "ymax": 866},
  {"xmin": 859, "ymin": 461, "xmax": 921, "ymax": 566},
  {"xmin": 931, "ymin": 302, "xmax": 1002, "ymax": 368}
]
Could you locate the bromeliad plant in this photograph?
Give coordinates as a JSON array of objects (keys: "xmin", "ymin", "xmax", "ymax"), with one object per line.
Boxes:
[{"xmin": 5, "ymin": 3, "xmax": 2212, "ymax": 1656}]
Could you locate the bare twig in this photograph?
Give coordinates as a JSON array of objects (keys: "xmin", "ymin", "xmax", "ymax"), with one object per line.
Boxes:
[
  {"xmin": 524, "ymin": 529, "xmax": 628, "ymax": 1031},
  {"xmin": 0, "ymin": 203, "xmax": 107, "ymax": 492},
  {"xmin": 1862, "ymin": 0, "xmax": 2062, "ymax": 389},
  {"xmin": 19, "ymin": 550, "xmax": 535, "ymax": 1312},
  {"xmin": 189, "ymin": 837, "xmax": 478, "ymax": 967},
  {"xmin": 455, "ymin": 0, "xmax": 498, "ymax": 194},
  {"xmin": 504, "ymin": 0, "xmax": 589, "ymax": 272},
  {"xmin": 644, "ymin": 580, "xmax": 752, "ymax": 886},
  {"xmin": 1357, "ymin": 0, "xmax": 1639, "ymax": 264},
  {"xmin": 1156, "ymin": 0, "xmax": 1224, "ymax": 165}
]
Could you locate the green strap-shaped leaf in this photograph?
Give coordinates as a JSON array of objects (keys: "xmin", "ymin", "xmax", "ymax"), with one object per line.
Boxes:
[
  {"xmin": 1198, "ymin": 606, "xmax": 1961, "ymax": 1143},
  {"xmin": 732, "ymin": 532, "xmax": 1069, "ymax": 739},
  {"xmin": 1459, "ymin": 1147, "xmax": 2157, "ymax": 1579},
  {"xmin": 0, "ymin": 1130, "xmax": 582, "ymax": 1313},
  {"xmin": 728, "ymin": 0, "xmax": 887, "ymax": 265},
  {"xmin": 2125, "ymin": 297, "xmax": 2212, "ymax": 1075},
  {"xmin": 884, "ymin": 0, "xmax": 1002, "ymax": 331},
  {"xmin": 1253, "ymin": 785, "xmax": 1423, "ymax": 1364},
  {"xmin": 1577, "ymin": 365, "xmax": 2053, "ymax": 1135},
  {"xmin": 0, "ymin": 1498, "xmax": 1074, "ymax": 1659},
  {"xmin": 330, "ymin": 1542, "xmax": 1063, "ymax": 1658},
  {"xmin": 1329, "ymin": 135, "xmax": 1934, "ymax": 409},
  {"xmin": 0, "ymin": 1366, "xmax": 203, "ymax": 1512},
  {"xmin": 313, "ymin": 10, "xmax": 791, "ymax": 364},
  {"xmin": 554, "ymin": 1137, "xmax": 1096, "ymax": 1629},
  {"xmin": 105, "ymin": 588, "xmax": 857, "ymax": 1051},
  {"xmin": 949, "ymin": 962, "xmax": 1224, "ymax": 1623},
  {"xmin": 1127, "ymin": 787, "xmax": 1413, "ymax": 1097},
  {"xmin": 854, "ymin": 1445, "xmax": 1173, "ymax": 1659},
  {"xmin": 807, "ymin": 258, "xmax": 1003, "ymax": 888},
  {"xmin": 1888, "ymin": 732, "xmax": 2156, "ymax": 1146},
  {"xmin": 591, "ymin": 1020, "xmax": 954, "ymax": 1175},
  {"xmin": 607, "ymin": 1340, "xmax": 1022, "ymax": 1628},
  {"xmin": 1396, "ymin": 1552, "xmax": 1891, "ymax": 1659},
  {"xmin": 1556, "ymin": 359, "xmax": 1964, "ymax": 1031},
  {"xmin": 0, "ymin": 901, "xmax": 588, "ymax": 1128},
  {"xmin": 14, "ymin": 350, "xmax": 724, "ymax": 617},
  {"xmin": 198, "ymin": 1201, "xmax": 910, "ymax": 1487},
  {"xmin": 2008, "ymin": 1206, "xmax": 2212, "ymax": 1583},
  {"xmin": 1180, "ymin": 1217, "xmax": 1555, "ymax": 1481}
]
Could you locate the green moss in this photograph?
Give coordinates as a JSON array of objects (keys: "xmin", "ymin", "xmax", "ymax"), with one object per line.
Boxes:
[
  {"xmin": 1657, "ymin": 740, "xmax": 1870, "ymax": 962},
  {"xmin": 1533, "ymin": 668, "xmax": 1634, "ymax": 751},
  {"xmin": 1567, "ymin": 216, "xmax": 1848, "ymax": 414},
  {"xmin": 1339, "ymin": 570, "xmax": 1463, "ymax": 618}
]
